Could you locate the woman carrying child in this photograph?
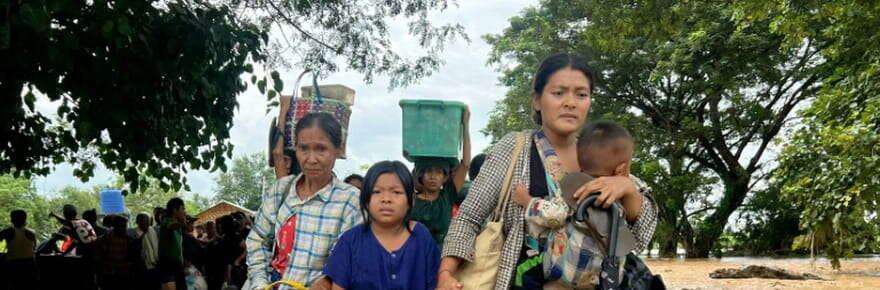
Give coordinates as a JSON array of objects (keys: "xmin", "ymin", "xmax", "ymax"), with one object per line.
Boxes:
[
  {"xmin": 324, "ymin": 161, "xmax": 441, "ymax": 290},
  {"xmin": 437, "ymin": 53, "xmax": 659, "ymax": 290}
]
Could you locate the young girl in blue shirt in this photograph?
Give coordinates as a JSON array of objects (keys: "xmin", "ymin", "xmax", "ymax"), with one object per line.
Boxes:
[{"xmin": 324, "ymin": 160, "xmax": 440, "ymax": 290}]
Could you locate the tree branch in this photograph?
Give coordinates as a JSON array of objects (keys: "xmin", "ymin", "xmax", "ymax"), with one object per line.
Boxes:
[
  {"xmin": 264, "ymin": 0, "xmax": 342, "ymax": 54},
  {"xmin": 746, "ymin": 75, "xmax": 820, "ymax": 172},
  {"xmin": 686, "ymin": 206, "xmax": 719, "ymax": 219},
  {"xmin": 707, "ymin": 95, "xmax": 740, "ymax": 172}
]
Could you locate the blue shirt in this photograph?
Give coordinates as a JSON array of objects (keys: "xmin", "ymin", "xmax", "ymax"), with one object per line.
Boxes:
[{"xmin": 324, "ymin": 223, "xmax": 440, "ymax": 290}]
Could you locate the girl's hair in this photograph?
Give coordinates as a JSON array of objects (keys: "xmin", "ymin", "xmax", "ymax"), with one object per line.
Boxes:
[
  {"xmin": 359, "ymin": 160, "xmax": 416, "ymax": 232},
  {"xmin": 294, "ymin": 112, "xmax": 343, "ymax": 149},
  {"xmin": 413, "ymin": 161, "xmax": 450, "ymax": 186},
  {"xmin": 531, "ymin": 53, "xmax": 596, "ymax": 125}
]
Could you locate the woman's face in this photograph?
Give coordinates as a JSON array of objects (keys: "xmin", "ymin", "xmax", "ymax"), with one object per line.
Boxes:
[
  {"xmin": 422, "ymin": 167, "xmax": 448, "ymax": 193},
  {"xmin": 368, "ymin": 173, "xmax": 410, "ymax": 226},
  {"xmin": 533, "ymin": 67, "xmax": 592, "ymax": 136},
  {"xmin": 295, "ymin": 126, "xmax": 341, "ymax": 183}
]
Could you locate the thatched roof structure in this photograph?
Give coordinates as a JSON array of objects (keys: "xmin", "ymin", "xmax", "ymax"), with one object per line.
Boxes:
[{"xmin": 194, "ymin": 201, "xmax": 254, "ymax": 226}]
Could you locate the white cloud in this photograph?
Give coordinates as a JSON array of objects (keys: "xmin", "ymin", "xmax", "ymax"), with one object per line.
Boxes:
[{"xmin": 34, "ymin": 0, "xmax": 539, "ymax": 196}]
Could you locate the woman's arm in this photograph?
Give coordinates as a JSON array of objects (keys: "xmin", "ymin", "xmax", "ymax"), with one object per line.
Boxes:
[
  {"xmin": 245, "ymin": 179, "xmax": 285, "ymax": 290},
  {"xmin": 452, "ymin": 107, "xmax": 471, "ymax": 193},
  {"xmin": 437, "ymin": 257, "xmax": 464, "ymax": 290},
  {"xmin": 274, "ymin": 95, "xmax": 292, "ymax": 178},
  {"xmin": 439, "ymin": 132, "xmax": 524, "ymax": 289}
]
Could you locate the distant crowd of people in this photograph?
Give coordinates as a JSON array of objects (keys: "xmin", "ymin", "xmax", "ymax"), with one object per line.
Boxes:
[{"xmin": 0, "ymin": 198, "xmax": 254, "ymax": 290}]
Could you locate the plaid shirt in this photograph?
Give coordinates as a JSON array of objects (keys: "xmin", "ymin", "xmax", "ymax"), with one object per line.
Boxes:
[
  {"xmin": 247, "ymin": 174, "xmax": 362, "ymax": 289},
  {"xmin": 442, "ymin": 130, "xmax": 658, "ymax": 290}
]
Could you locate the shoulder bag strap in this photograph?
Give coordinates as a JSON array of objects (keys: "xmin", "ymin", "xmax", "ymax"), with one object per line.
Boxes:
[{"xmin": 493, "ymin": 132, "xmax": 527, "ymax": 224}]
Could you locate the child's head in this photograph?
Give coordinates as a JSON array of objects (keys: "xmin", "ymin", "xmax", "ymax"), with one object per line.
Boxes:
[
  {"xmin": 576, "ymin": 120, "xmax": 634, "ymax": 177},
  {"xmin": 360, "ymin": 161, "xmax": 416, "ymax": 230},
  {"xmin": 414, "ymin": 160, "xmax": 451, "ymax": 193}
]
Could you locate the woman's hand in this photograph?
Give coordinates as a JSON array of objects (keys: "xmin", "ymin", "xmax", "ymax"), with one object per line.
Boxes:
[
  {"xmin": 437, "ymin": 270, "xmax": 463, "ymax": 290},
  {"xmin": 513, "ymin": 184, "xmax": 532, "ymax": 207}
]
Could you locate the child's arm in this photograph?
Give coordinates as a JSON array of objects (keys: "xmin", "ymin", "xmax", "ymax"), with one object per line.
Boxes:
[
  {"xmin": 451, "ymin": 107, "xmax": 471, "ymax": 193},
  {"xmin": 513, "ymin": 184, "xmax": 569, "ymax": 228}
]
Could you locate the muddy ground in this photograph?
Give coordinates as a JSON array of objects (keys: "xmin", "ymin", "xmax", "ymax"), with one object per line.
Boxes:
[{"xmin": 645, "ymin": 258, "xmax": 880, "ymax": 289}]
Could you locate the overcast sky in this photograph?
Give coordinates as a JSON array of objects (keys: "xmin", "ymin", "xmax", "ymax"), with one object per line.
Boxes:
[{"xmin": 33, "ymin": 0, "xmax": 540, "ymax": 199}]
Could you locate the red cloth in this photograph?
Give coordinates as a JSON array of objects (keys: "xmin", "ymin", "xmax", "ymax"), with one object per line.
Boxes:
[{"xmin": 270, "ymin": 214, "xmax": 297, "ymax": 275}]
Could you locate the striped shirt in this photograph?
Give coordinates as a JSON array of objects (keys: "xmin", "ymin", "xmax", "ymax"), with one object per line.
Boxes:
[{"xmin": 247, "ymin": 174, "xmax": 362, "ymax": 288}]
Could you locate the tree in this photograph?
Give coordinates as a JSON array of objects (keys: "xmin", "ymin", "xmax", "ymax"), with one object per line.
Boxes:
[
  {"xmin": 1, "ymin": 0, "xmax": 267, "ymax": 193},
  {"xmin": 484, "ymin": 0, "xmax": 827, "ymax": 257},
  {"xmin": 1, "ymin": 0, "xmax": 464, "ymax": 194},
  {"xmin": 738, "ymin": 0, "xmax": 880, "ymax": 268},
  {"xmin": 0, "ymin": 174, "xmax": 53, "ymax": 240},
  {"xmin": 213, "ymin": 152, "xmax": 274, "ymax": 210},
  {"xmin": 231, "ymin": 0, "xmax": 468, "ymax": 88}
]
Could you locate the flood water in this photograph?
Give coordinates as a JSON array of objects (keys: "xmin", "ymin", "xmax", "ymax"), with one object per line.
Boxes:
[{"xmin": 643, "ymin": 255, "xmax": 880, "ymax": 289}]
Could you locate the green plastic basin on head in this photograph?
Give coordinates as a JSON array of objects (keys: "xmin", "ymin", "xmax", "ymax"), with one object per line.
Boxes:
[{"xmin": 399, "ymin": 99, "xmax": 466, "ymax": 162}]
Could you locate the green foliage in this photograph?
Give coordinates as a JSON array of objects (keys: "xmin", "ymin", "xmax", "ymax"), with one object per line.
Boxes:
[
  {"xmin": 187, "ymin": 193, "xmax": 214, "ymax": 216},
  {"xmin": 1, "ymin": 0, "xmax": 464, "ymax": 195},
  {"xmin": 485, "ymin": 0, "xmax": 827, "ymax": 257},
  {"xmin": 0, "ymin": 0, "xmax": 268, "ymax": 193},
  {"xmin": 0, "ymin": 174, "xmax": 53, "ymax": 239},
  {"xmin": 736, "ymin": 0, "xmax": 880, "ymax": 269},
  {"xmin": 730, "ymin": 185, "xmax": 805, "ymax": 256},
  {"xmin": 238, "ymin": 0, "xmax": 469, "ymax": 88},
  {"xmin": 212, "ymin": 152, "xmax": 273, "ymax": 210}
]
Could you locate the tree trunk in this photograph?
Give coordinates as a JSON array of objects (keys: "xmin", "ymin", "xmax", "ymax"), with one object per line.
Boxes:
[
  {"xmin": 690, "ymin": 176, "xmax": 751, "ymax": 258},
  {"xmin": 681, "ymin": 220, "xmax": 698, "ymax": 258},
  {"xmin": 659, "ymin": 235, "xmax": 678, "ymax": 258}
]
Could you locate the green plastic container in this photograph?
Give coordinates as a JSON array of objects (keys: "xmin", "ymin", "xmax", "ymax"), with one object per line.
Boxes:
[{"xmin": 399, "ymin": 99, "xmax": 466, "ymax": 163}]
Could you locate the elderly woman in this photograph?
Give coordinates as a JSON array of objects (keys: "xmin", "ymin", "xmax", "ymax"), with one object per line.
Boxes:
[
  {"xmin": 437, "ymin": 53, "xmax": 659, "ymax": 290},
  {"xmin": 246, "ymin": 112, "xmax": 362, "ymax": 289}
]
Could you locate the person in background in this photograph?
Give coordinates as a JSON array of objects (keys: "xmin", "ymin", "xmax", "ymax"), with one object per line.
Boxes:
[
  {"xmin": 154, "ymin": 207, "xmax": 165, "ymax": 229},
  {"xmin": 0, "ymin": 210, "xmax": 39, "ymax": 290},
  {"xmin": 49, "ymin": 204, "xmax": 97, "ymax": 249},
  {"xmin": 200, "ymin": 221, "xmax": 218, "ymax": 244},
  {"xmin": 182, "ymin": 215, "xmax": 206, "ymax": 273},
  {"xmin": 159, "ymin": 198, "xmax": 187, "ymax": 290},
  {"xmin": 83, "ymin": 209, "xmax": 108, "ymax": 238},
  {"xmin": 103, "ymin": 215, "xmax": 115, "ymax": 232},
  {"xmin": 410, "ymin": 108, "xmax": 471, "ymax": 248},
  {"xmin": 96, "ymin": 215, "xmax": 133, "ymax": 290},
  {"xmin": 195, "ymin": 224, "xmax": 207, "ymax": 241},
  {"xmin": 324, "ymin": 161, "xmax": 440, "ymax": 290},
  {"xmin": 131, "ymin": 212, "xmax": 160, "ymax": 290},
  {"xmin": 51, "ymin": 204, "xmax": 99, "ymax": 288},
  {"xmin": 455, "ymin": 153, "xmax": 487, "ymax": 213},
  {"xmin": 246, "ymin": 112, "xmax": 362, "ymax": 289},
  {"xmin": 343, "ymin": 174, "xmax": 364, "ymax": 191},
  {"xmin": 205, "ymin": 215, "xmax": 241, "ymax": 290}
]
